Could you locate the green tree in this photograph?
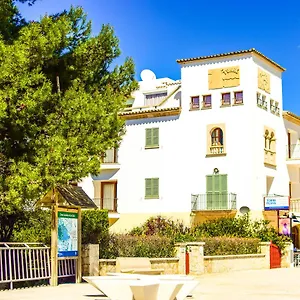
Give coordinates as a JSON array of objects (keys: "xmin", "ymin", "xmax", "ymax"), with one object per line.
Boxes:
[
  {"xmin": 0, "ymin": 0, "xmax": 37, "ymax": 43},
  {"xmin": 0, "ymin": 6, "xmax": 138, "ymax": 241}
]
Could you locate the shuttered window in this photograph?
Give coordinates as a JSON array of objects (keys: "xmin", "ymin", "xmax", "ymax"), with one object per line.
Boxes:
[
  {"xmin": 206, "ymin": 174, "xmax": 228, "ymax": 209},
  {"xmin": 145, "ymin": 178, "xmax": 159, "ymax": 199},
  {"xmin": 145, "ymin": 128, "xmax": 159, "ymax": 148}
]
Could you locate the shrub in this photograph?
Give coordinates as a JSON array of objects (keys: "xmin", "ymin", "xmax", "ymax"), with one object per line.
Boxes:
[
  {"xmin": 192, "ymin": 214, "xmax": 291, "ymax": 251},
  {"xmin": 82, "ymin": 209, "xmax": 109, "ymax": 253},
  {"xmin": 200, "ymin": 237, "xmax": 260, "ymax": 256},
  {"xmin": 100, "ymin": 234, "xmax": 175, "ymax": 259},
  {"xmin": 129, "ymin": 216, "xmax": 193, "ymax": 242}
]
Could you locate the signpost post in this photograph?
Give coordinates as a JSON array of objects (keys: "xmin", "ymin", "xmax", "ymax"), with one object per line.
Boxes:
[{"xmin": 38, "ymin": 185, "xmax": 97, "ymax": 287}]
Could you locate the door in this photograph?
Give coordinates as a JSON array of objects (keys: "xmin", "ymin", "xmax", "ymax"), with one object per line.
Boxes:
[
  {"xmin": 101, "ymin": 182, "xmax": 117, "ymax": 211},
  {"xmin": 206, "ymin": 175, "xmax": 228, "ymax": 209},
  {"xmin": 270, "ymin": 242, "xmax": 281, "ymax": 269}
]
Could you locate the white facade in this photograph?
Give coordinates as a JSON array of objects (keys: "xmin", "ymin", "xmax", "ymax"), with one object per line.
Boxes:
[{"xmin": 79, "ymin": 49, "xmax": 300, "ymax": 232}]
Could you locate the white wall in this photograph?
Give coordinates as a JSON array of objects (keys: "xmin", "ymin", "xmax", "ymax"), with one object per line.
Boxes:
[{"xmin": 80, "ymin": 52, "xmax": 295, "ymax": 225}]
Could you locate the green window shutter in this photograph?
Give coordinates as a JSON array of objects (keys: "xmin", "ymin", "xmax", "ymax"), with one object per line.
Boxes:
[
  {"xmin": 219, "ymin": 174, "xmax": 228, "ymax": 209},
  {"xmin": 214, "ymin": 174, "xmax": 220, "ymax": 192},
  {"xmin": 145, "ymin": 129, "xmax": 152, "ymax": 147},
  {"xmin": 206, "ymin": 175, "xmax": 214, "ymax": 193},
  {"xmin": 152, "ymin": 128, "xmax": 159, "ymax": 146},
  {"xmin": 152, "ymin": 178, "xmax": 159, "ymax": 198},
  {"xmin": 206, "ymin": 175, "xmax": 213, "ymax": 209},
  {"xmin": 220, "ymin": 175, "xmax": 228, "ymax": 193},
  {"xmin": 145, "ymin": 178, "xmax": 152, "ymax": 198}
]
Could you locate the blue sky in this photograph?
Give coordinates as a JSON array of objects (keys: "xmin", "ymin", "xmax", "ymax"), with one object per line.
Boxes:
[{"xmin": 18, "ymin": 0, "xmax": 300, "ymax": 115}]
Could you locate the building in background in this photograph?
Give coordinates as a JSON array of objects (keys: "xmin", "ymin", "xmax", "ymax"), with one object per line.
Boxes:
[{"xmin": 79, "ymin": 49, "xmax": 300, "ymax": 236}]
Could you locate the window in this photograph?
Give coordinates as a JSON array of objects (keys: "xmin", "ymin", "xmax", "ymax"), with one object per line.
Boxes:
[
  {"xmin": 144, "ymin": 92, "xmax": 167, "ymax": 106},
  {"xmin": 221, "ymin": 93, "xmax": 231, "ymax": 106},
  {"xmin": 264, "ymin": 126, "xmax": 276, "ymax": 167},
  {"xmin": 211, "ymin": 128, "xmax": 223, "ymax": 146},
  {"xmin": 206, "ymin": 174, "xmax": 228, "ymax": 210},
  {"xmin": 145, "ymin": 178, "xmax": 159, "ymax": 199},
  {"xmin": 190, "ymin": 96, "xmax": 200, "ymax": 109},
  {"xmin": 270, "ymin": 100, "xmax": 280, "ymax": 116},
  {"xmin": 234, "ymin": 91, "xmax": 243, "ymax": 104},
  {"xmin": 202, "ymin": 95, "xmax": 212, "ymax": 108},
  {"xmin": 145, "ymin": 128, "xmax": 159, "ymax": 148},
  {"xmin": 257, "ymin": 92, "xmax": 267, "ymax": 110}
]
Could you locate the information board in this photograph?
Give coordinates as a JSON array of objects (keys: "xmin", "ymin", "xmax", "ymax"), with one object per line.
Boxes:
[{"xmin": 57, "ymin": 211, "xmax": 78, "ymax": 257}]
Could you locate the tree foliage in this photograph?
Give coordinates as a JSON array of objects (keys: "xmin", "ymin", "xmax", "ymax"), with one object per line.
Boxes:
[{"xmin": 0, "ymin": 3, "xmax": 138, "ymax": 241}]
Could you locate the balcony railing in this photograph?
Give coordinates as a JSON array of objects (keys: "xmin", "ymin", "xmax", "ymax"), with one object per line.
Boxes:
[
  {"xmin": 210, "ymin": 145, "xmax": 224, "ymax": 154},
  {"xmin": 93, "ymin": 197, "xmax": 118, "ymax": 212},
  {"xmin": 102, "ymin": 148, "xmax": 118, "ymax": 164},
  {"xmin": 290, "ymin": 198, "xmax": 300, "ymax": 212},
  {"xmin": 191, "ymin": 193, "xmax": 237, "ymax": 211},
  {"xmin": 287, "ymin": 144, "xmax": 300, "ymax": 160}
]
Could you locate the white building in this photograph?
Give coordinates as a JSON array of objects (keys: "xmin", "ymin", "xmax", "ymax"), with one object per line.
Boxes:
[{"xmin": 79, "ymin": 48, "xmax": 300, "ymax": 237}]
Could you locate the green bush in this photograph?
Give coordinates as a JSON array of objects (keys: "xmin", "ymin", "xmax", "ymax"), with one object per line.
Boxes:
[
  {"xmin": 130, "ymin": 216, "xmax": 194, "ymax": 242},
  {"xmin": 201, "ymin": 237, "xmax": 260, "ymax": 256},
  {"xmin": 82, "ymin": 209, "xmax": 109, "ymax": 250},
  {"xmin": 192, "ymin": 214, "xmax": 291, "ymax": 251},
  {"xmin": 100, "ymin": 234, "xmax": 175, "ymax": 259}
]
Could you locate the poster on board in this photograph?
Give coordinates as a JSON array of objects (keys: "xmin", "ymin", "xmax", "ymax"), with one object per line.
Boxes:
[
  {"xmin": 278, "ymin": 218, "xmax": 291, "ymax": 236},
  {"xmin": 57, "ymin": 211, "xmax": 78, "ymax": 257}
]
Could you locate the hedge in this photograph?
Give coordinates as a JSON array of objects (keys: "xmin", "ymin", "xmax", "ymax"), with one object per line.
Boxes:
[
  {"xmin": 200, "ymin": 237, "xmax": 260, "ymax": 256},
  {"xmin": 100, "ymin": 234, "xmax": 176, "ymax": 259}
]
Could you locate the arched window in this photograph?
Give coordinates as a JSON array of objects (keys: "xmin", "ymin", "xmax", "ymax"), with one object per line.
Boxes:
[
  {"xmin": 264, "ymin": 130, "xmax": 269, "ymax": 149},
  {"xmin": 211, "ymin": 128, "xmax": 223, "ymax": 146},
  {"xmin": 269, "ymin": 131, "xmax": 275, "ymax": 150}
]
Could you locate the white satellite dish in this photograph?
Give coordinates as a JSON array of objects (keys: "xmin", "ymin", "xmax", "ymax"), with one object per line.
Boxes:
[{"xmin": 140, "ymin": 69, "xmax": 156, "ymax": 81}]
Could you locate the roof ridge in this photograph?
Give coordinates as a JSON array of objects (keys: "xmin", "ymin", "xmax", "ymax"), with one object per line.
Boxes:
[{"xmin": 176, "ymin": 48, "xmax": 285, "ymax": 72}]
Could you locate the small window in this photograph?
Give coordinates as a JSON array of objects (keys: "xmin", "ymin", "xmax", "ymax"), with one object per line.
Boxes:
[
  {"xmin": 202, "ymin": 95, "xmax": 212, "ymax": 108},
  {"xmin": 145, "ymin": 178, "xmax": 159, "ymax": 199},
  {"xmin": 211, "ymin": 128, "xmax": 223, "ymax": 146},
  {"xmin": 145, "ymin": 128, "xmax": 159, "ymax": 148},
  {"xmin": 221, "ymin": 93, "xmax": 231, "ymax": 105},
  {"xmin": 262, "ymin": 95, "xmax": 267, "ymax": 110},
  {"xmin": 190, "ymin": 96, "xmax": 200, "ymax": 109},
  {"xmin": 234, "ymin": 91, "xmax": 243, "ymax": 104},
  {"xmin": 144, "ymin": 92, "xmax": 167, "ymax": 106}
]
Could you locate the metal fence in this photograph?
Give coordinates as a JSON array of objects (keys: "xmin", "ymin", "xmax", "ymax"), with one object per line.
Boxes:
[
  {"xmin": 0, "ymin": 243, "xmax": 77, "ymax": 289},
  {"xmin": 294, "ymin": 252, "xmax": 300, "ymax": 267},
  {"xmin": 58, "ymin": 257, "xmax": 76, "ymax": 279},
  {"xmin": 0, "ymin": 243, "xmax": 50, "ymax": 289}
]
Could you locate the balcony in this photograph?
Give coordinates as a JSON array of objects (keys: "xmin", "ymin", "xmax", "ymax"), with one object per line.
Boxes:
[
  {"xmin": 290, "ymin": 198, "xmax": 300, "ymax": 213},
  {"xmin": 287, "ymin": 144, "xmax": 300, "ymax": 163},
  {"xmin": 94, "ymin": 197, "xmax": 118, "ymax": 212},
  {"xmin": 209, "ymin": 145, "xmax": 224, "ymax": 155},
  {"xmin": 101, "ymin": 148, "xmax": 120, "ymax": 169},
  {"xmin": 191, "ymin": 193, "xmax": 237, "ymax": 211}
]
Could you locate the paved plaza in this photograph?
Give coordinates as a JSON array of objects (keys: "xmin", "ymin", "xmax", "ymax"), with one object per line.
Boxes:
[{"xmin": 1, "ymin": 268, "xmax": 300, "ymax": 300}]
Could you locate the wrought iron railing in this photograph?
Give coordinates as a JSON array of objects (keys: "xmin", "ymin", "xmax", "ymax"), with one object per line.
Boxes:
[
  {"xmin": 191, "ymin": 193, "xmax": 237, "ymax": 211},
  {"xmin": 287, "ymin": 144, "xmax": 300, "ymax": 160},
  {"xmin": 93, "ymin": 197, "xmax": 118, "ymax": 212},
  {"xmin": 102, "ymin": 148, "xmax": 118, "ymax": 164},
  {"xmin": 0, "ymin": 243, "xmax": 50, "ymax": 289}
]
